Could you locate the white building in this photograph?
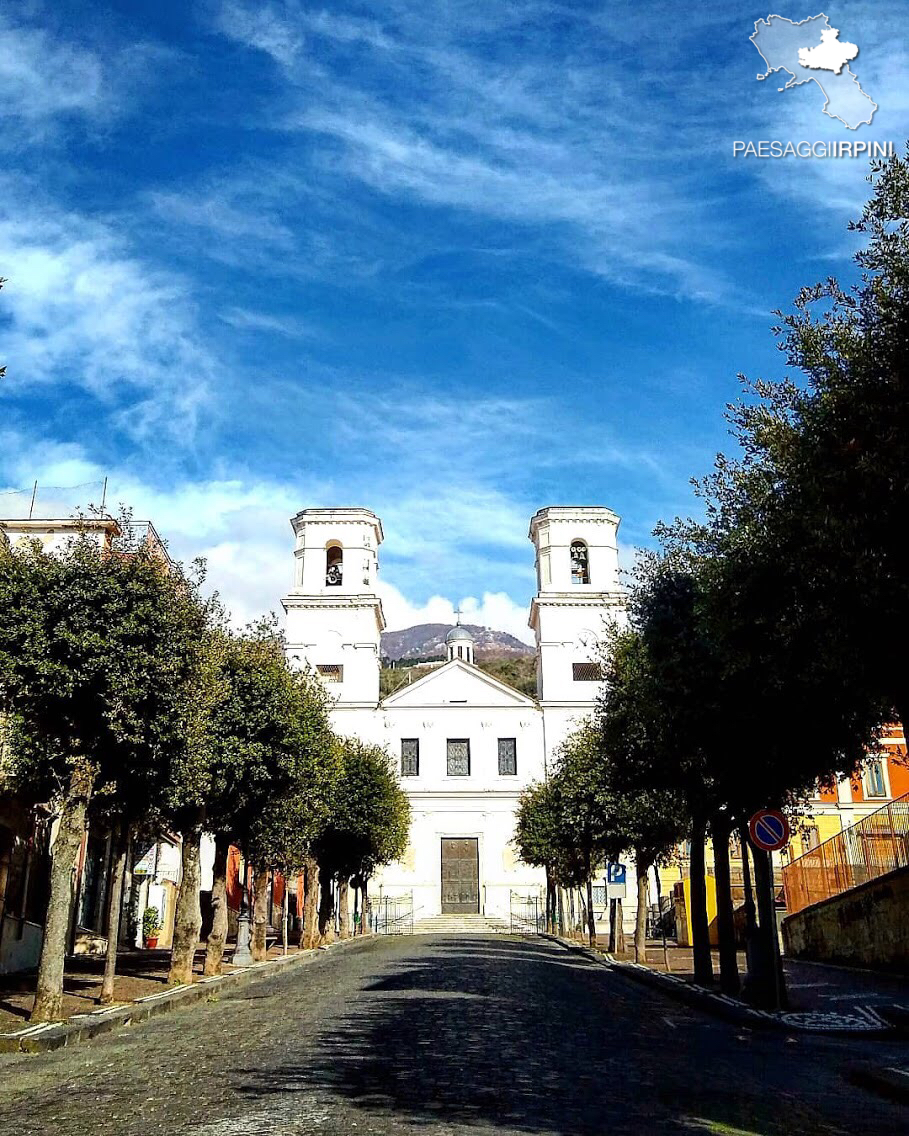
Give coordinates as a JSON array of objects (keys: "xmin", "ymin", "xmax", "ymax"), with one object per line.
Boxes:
[{"xmin": 282, "ymin": 505, "xmax": 626, "ymax": 925}]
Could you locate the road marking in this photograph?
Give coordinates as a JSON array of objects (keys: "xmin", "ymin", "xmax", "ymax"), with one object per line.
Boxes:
[
  {"xmin": 662, "ymin": 1016, "xmax": 678, "ymax": 1029},
  {"xmin": 824, "ymin": 992, "xmax": 887, "ymax": 1001}
]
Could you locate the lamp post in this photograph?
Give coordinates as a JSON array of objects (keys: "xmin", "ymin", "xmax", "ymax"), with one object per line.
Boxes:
[{"xmin": 233, "ymin": 870, "xmax": 253, "ymax": 966}]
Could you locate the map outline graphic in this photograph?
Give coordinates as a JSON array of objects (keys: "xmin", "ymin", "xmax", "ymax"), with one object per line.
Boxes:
[{"xmin": 750, "ymin": 12, "xmax": 877, "ymax": 130}]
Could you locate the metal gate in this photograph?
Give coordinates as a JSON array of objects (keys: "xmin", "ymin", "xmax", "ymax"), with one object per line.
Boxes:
[
  {"xmin": 371, "ymin": 892, "xmax": 414, "ymax": 935},
  {"xmin": 510, "ymin": 890, "xmax": 544, "ymax": 935}
]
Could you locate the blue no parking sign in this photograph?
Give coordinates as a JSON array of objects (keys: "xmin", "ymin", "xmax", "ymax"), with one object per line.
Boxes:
[{"xmin": 748, "ymin": 809, "xmax": 790, "ymax": 852}]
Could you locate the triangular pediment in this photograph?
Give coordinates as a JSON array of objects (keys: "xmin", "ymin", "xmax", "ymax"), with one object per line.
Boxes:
[{"xmin": 381, "ymin": 660, "xmax": 537, "ymax": 709}]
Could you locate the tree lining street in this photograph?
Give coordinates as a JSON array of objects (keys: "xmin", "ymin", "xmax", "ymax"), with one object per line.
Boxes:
[{"xmin": 0, "ymin": 935, "xmax": 905, "ymax": 1136}]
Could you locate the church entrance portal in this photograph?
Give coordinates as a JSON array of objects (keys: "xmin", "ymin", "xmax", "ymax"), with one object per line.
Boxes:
[{"xmin": 440, "ymin": 838, "xmax": 479, "ymax": 914}]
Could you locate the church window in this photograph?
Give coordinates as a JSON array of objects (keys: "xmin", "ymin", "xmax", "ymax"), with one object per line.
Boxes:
[
  {"xmin": 401, "ymin": 739, "xmax": 419, "ymax": 777},
  {"xmin": 864, "ymin": 758, "xmax": 888, "ymax": 798},
  {"xmin": 498, "ymin": 738, "xmax": 517, "ymax": 776},
  {"xmin": 325, "ymin": 543, "xmax": 343, "ymax": 586},
  {"xmin": 570, "ymin": 540, "xmax": 590, "ymax": 585},
  {"xmin": 446, "ymin": 739, "xmax": 470, "ymax": 777},
  {"xmin": 317, "ymin": 664, "xmax": 343, "ymax": 683},
  {"xmin": 572, "ymin": 662, "xmax": 602, "ymax": 682}
]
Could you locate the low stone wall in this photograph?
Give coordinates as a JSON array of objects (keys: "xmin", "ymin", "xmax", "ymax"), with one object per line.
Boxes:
[{"xmin": 782, "ymin": 864, "xmax": 909, "ymax": 972}]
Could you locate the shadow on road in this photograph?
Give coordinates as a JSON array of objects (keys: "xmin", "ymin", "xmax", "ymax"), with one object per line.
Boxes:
[{"xmin": 228, "ymin": 936, "xmax": 862, "ymax": 1136}]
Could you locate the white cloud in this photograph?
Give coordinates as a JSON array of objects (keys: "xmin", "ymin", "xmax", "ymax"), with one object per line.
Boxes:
[
  {"xmin": 219, "ymin": 306, "xmax": 316, "ymax": 338},
  {"xmin": 215, "ymin": 1, "xmax": 305, "ymax": 68},
  {"xmin": 210, "ymin": 0, "xmax": 748, "ymax": 307},
  {"xmin": 0, "ymin": 184, "xmax": 216, "ymax": 440},
  {"xmin": 0, "ymin": 15, "xmax": 105, "ymax": 126},
  {"xmin": 148, "ymin": 192, "xmax": 296, "ymax": 246},
  {"xmin": 377, "ymin": 580, "xmax": 534, "ymax": 644}
]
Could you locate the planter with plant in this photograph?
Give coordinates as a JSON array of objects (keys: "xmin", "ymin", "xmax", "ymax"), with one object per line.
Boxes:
[{"xmin": 143, "ymin": 905, "xmax": 162, "ymax": 949}]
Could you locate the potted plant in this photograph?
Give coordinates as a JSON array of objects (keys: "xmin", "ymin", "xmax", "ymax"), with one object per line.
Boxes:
[{"xmin": 143, "ymin": 905, "xmax": 162, "ymax": 949}]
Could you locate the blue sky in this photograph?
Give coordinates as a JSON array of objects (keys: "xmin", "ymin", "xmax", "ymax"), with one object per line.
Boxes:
[{"xmin": 1, "ymin": 2, "xmax": 907, "ymax": 640}]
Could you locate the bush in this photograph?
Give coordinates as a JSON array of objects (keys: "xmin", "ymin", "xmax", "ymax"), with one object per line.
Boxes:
[{"xmin": 142, "ymin": 905, "xmax": 161, "ymax": 940}]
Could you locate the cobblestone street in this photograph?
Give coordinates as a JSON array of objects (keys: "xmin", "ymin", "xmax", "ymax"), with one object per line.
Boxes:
[{"xmin": 0, "ymin": 936, "xmax": 905, "ymax": 1136}]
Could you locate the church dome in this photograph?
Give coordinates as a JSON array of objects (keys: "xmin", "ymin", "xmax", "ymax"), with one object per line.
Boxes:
[{"xmin": 446, "ymin": 622, "xmax": 475, "ymax": 663}]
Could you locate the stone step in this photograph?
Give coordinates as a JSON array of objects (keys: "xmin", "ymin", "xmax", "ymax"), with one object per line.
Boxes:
[{"xmin": 412, "ymin": 913, "xmax": 511, "ymax": 936}]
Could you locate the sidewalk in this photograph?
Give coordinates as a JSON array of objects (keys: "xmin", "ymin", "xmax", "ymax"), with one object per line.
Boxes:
[
  {"xmin": 0, "ymin": 936, "xmax": 372, "ymax": 1054},
  {"xmin": 568, "ymin": 938, "xmax": 907, "ymax": 1034},
  {"xmin": 619, "ymin": 942, "xmax": 906, "ymax": 1017},
  {"xmin": 0, "ymin": 942, "xmax": 306, "ymax": 1032}
]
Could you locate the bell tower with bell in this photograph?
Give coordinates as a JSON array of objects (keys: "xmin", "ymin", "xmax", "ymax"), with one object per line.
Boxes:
[
  {"xmin": 527, "ymin": 506, "xmax": 625, "ymax": 712},
  {"xmin": 282, "ymin": 507, "xmax": 385, "ymax": 706}
]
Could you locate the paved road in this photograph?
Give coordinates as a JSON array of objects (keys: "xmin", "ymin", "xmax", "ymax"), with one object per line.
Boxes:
[
  {"xmin": 786, "ymin": 956, "xmax": 909, "ymax": 1017},
  {"xmin": 0, "ymin": 936, "xmax": 905, "ymax": 1136}
]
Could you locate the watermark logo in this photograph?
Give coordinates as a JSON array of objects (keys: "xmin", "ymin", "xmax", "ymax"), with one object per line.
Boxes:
[{"xmin": 736, "ymin": 13, "xmax": 893, "ymax": 159}]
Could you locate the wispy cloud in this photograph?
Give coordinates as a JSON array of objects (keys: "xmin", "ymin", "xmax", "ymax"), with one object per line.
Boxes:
[
  {"xmin": 0, "ymin": 181, "xmax": 217, "ymax": 441},
  {"xmin": 215, "ymin": 1, "xmax": 306, "ymax": 68},
  {"xmin": 219, "ymin": 306, "xmax": 316, "ymax": 337},
  {"xmin": 0, "ymin": 14, "xmax": 105, "ymax": 128},
  {"xmin": 210, "ymin": 0, "xmax": 750, "ymax": 307},
  {"xmin": 148, "ymin": 191, "xmax": 296, "ymax": 246}
]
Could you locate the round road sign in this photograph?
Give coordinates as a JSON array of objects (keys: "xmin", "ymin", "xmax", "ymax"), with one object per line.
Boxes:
[{"xmin": 748, "ymin": 809, "xmax": 790, "ymax": 852}]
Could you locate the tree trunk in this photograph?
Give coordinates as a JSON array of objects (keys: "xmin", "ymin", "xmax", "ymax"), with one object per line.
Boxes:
[
  {"xmin": 0, "ymin": 843, "xmax": 11, "ymax": 957},
  {"xmin": 30, "ymin": 763, "xmax": 94, "ymax": 1022},
  {"xmin": 338, "ymin": 877, "xmax": 350, "ymax": 940},
  {"xmin": 99, "ymin": 822, "xmax": 130, "ymax": 1004},
  {"xmin": 317, "ymin": 871, "xmax": 335, "ymax": 945},
  {"xmin": 585, "ymin": 872, "xmax": 596, "ymax": 947},
  {"xmin": 361, "ymin": 877, "xmax": 372, "ymax": 935},
  {"xmin": 711, "ymin": 816, "xmax": 740, "ymax": 996},
  {"xmin": 168, "ymin": 818, "xmax": 204, "ymax": 986},
  {"xmin": 251, "ymin": 867, "xmax": 269, "ymax": 961},
  {"xmin": 634, "ymin": 850, "xmax": 651, "ymax": 963},
  {"xmin": 752, "ymin": 843, "xmax": 787, "ymax": 1010},
  {"xmin": 203, "ymin": 833, "xmax": 231, "ymax": 976},
  {"xmin": 739, "ymin": 824, "xmax": 760, "ymax": 997},
  {"xmin": 689, "ymin": 816, "xmax": 714, "ymax": 986},
  {"xmin": 615, "ymin": 899, "xmax": 625, "ymax": 954},
  {"xmin": 608, "ymin": 898, "xmax": 617, "ymax": 952},
  {"xmin": 302, "ymin": 855, "xmax": 319, "ymax": 949},
  {"xmin": 282, "ymin": 880, "xmax": 289, "ymax": 954}
]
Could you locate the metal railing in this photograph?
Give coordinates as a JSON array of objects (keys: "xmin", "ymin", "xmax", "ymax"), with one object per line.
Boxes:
[
  {"xmin": 509, "ymin": 891, "xmax": 544, "ymax": 935},
  {"xmin": 371, "ymin": 892, "xmax": 414, "ymax": 935},
  {"xmin": 782, "ymin": 791, "xmax": 909, "ymax": 915}
]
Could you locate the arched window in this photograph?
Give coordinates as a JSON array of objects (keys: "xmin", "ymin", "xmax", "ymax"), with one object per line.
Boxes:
[
  {"xmin": 570, "ymin": 540, "xmax": 590, "ymax": 584},
  {"xmin": 325, "ymin": 543, "xmax": 343, "ymax": 586}
]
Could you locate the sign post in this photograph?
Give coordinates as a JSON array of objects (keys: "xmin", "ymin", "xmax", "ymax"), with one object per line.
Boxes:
[
  {"xmin": 746, "ymin": 809, "xmax": 790, "ymax": 1011},
  {"xmin": 605, "ymin": 861, "xmax": 627, "ymax": 899}
]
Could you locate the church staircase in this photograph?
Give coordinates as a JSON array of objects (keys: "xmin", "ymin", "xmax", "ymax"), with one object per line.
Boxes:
[{"xmin": 411, "ymin": 912, "xmax": 510, "ymax": 936}]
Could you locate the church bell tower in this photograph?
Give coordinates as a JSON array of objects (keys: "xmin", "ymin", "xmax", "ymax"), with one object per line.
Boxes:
[
  {"xmin": 527, "ymin": 506, "xmax": 625, "ymax": 704},
  {"xmin": 282, "ymin": 507, "xmax": 385, "ymax": 706}
]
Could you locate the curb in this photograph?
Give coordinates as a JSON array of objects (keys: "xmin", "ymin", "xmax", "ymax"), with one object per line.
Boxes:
[
  {"xmin": 0, "ymin": 935, "xmax": 376, "ymax": 1055},
  {"xmin": 846, "ymin": 1063, "xmax": 909, "ymax": 1105},
  {"xmin": 545, "ymin": 935, "xmax": 898, "ymax": 1038}
]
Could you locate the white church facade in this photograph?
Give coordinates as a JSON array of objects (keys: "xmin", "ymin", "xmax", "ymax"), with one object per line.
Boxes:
[{"xmin": 282, "ymin": 505, "xmax": 625, "ymax": 924}]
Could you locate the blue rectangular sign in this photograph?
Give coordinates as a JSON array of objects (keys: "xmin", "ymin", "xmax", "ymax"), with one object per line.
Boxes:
[{"xmin": 606, "ymin": 863, "xmax": 627, "ymax": 885}]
